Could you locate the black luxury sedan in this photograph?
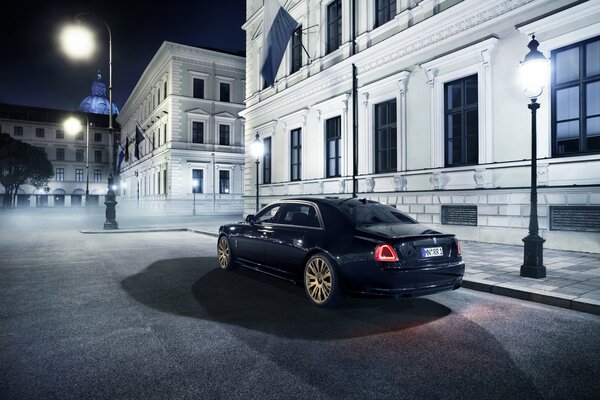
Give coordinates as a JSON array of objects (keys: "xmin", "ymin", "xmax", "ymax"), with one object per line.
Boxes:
[{"xmin": 217, "ymin": 198, "xmax": 464, "ymax": 307}]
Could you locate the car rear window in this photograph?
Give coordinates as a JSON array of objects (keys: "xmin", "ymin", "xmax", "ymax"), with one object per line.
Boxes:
[{"xmin": 339, "ymin": 200, "xmax": 417, "ymax": 226}]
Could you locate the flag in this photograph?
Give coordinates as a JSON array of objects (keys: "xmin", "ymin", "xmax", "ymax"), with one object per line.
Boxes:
[
  {"xmin": 124, "ymin": 137, "xmax": 130, "ymax": 162},
  {"xmin": 117, "ymin": 145, "xmax": 125, "ymax": 171},
  {"xmin": 260, "ymin": 0, "xmax": 299, "ymax": 87},
  {"xmin": 135, "ymin": 123, "xmax": 145, "ymax": 160}
]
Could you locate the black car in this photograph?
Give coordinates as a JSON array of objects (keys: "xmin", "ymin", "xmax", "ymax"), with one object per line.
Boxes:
[{"xmin": 217, "ymin": 198, "xmax": 464, "ymax": 307}]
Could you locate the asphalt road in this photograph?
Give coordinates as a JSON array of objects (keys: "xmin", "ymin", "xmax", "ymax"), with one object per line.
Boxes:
[{"xmin": 1, "ymin": 211, "xmax": 599, "ymax": 399}]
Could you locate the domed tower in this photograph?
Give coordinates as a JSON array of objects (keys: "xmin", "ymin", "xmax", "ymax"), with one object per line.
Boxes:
[{"xmin": 78, "ymin": 70, "xmax": 119, "ymax": 116}]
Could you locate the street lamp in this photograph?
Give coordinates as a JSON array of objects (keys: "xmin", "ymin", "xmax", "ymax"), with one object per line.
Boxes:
[
  {"xmin": 64, "ymin": 115, "xmax": 90, "ymax": 206},
  {"xmin": 59, "ymin": 13, "xmax": 115, "ymax": 173},
  {"xmin": 250, "ymin": 133, "xmax": 264, "ymax": 212},
  {"xmin": 192, "ymin": 179, "xmax": 199, "ymax": 216},
  {"xmin": 518, "ymin": 35, "xmax": 549, "ymax": 279},
  {"xmin": 60, "ymin": 13, "xmax": 117, "ymax": 229}
]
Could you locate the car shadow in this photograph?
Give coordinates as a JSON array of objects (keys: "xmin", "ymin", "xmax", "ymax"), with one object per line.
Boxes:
[{"xmin": 121, "ymin": 257, "xmax": 451, "ymax": 340}]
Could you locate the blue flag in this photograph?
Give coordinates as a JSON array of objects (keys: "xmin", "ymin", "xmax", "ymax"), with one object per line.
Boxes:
[
  {"xmin": 117, "ymin": 146, "xmax": 125, "ymax": 171},
  {"xmin": 260, "ymin": 0, "xmax": 299, "ymax": 87},
  {"xmin": 135, "ymin": 124, "xmax": 145, "ymax": 160}
]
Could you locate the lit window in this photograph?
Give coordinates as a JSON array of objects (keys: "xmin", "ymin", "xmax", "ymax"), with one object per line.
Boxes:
[
  {"xmin": 192, "ymin": 169, "xmax": 203, "ymax": 193},
  {"xmin": 55, "ymin": 168, "xmax": 64, "ymax": 181},
  {"xmin": 219, "ymin": 170, "xmax": 230, "ymax": 194},
  {"xmin": 75, "ymin": 169, "xmax": 83, "ymax": 182}
]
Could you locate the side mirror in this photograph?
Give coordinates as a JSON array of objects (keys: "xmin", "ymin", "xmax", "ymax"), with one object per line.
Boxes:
[{"xmin": 245, "ymin": 214, "xmax": 255, "ymax": 224}]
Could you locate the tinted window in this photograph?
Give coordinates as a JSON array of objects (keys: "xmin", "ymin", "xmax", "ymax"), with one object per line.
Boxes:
[
  {"xmin": 279, "ymin": 203, "xmax": 321, "ymax": 228},
  {"xmin": 255, "ymin": 204, "xmax": 281, "ymax": 224},
  {"xmin": 339, "ymin": 200, "xmax": 417, "ymax": 226}
]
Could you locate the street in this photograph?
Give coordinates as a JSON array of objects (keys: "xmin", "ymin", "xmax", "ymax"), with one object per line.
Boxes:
[{"xmin": 1, "ymin": 210, "xmax": 599, "ymax": 399}]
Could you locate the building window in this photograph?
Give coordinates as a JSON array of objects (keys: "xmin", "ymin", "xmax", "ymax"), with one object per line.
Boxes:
[
  {"xmin": 164, "ymin": 80, "xmax": 167, "ymax": 100},
  {"xmin": 552, "ymin": 36, "xmax": 600, "ymax": 156},
  {"xmin": 56, "ymin": 148, "xmax": 65, "ymax": 161},
  {"xmin": 55, "ymin": 168, "xmax": 64, "ymax": 181},
  {"xmin": 263, "ymin": 137, "xmax": 272, "ymax": 184},
  {"xmin": 192, "ymin": 169, "xmax": 203, "ymax": 193},
  {"xmin": 375, "ymin": 0, "xmax": 396, "ymax": 28},
  {"xmin": 94, "ymin": 169, "xmax": 102, "ymax": 182},
  {"xmin": 326, "ymin": 116, "xmax": 342, "ymax": 177},
  {"xmin": 375, "ymin": 99, "xmax": 397, "ymax": 173},
  {"xmin": 76, "ymin": 149, "xmax": 84, "ymax": 162},
  {"xmin": 219, "ymin": 124, "xmax": 230, "ymax": 145},
  {"xmin": 192, "ymin": 121, "xmax": 204, "ymax": 143},
  {"xmin": 193, "ymin": 78, "xmax": 204, "ymax": 99},
  {"xmin": 291, "ymin": 25, "xmax": 303, "ymax": 74},
  {"xmin": 444, "ymin": 74, "xmax": 478, "ymax": 167},
  {"xmin": 327, "ymin": 0, "xmax": 342, "ymax": 55},
  {"xmin": 76, "ymin": 131, "xmax": 83, "ymax": 140},
  {"xmin": 220, "ymin": 82, "xmax": 231, "ymax": 102},
  {"xmin": 56, "ymin": 129, "xmax": 64, "ymax": 139},
  {"xmin": 290, "ymin": 128, "xmax": 302, "ymax": 181},
  {"xmin": 75, "ymin": 169, "xmax": 83, "ymax": 182},
  {"xmin": 157, "ymin": 88, "xmax": 161, "ymax": 105},
  {"xmin": 14, "ymin": 126, "xmax": 23, "ymax": 136},
  {"xmin": 94, "ymin": 150, "xmax": 102, "ymax": 163},
  {"xmin": 94, "ymin": 132, "xmax": 102, "ymax": 142},
  {"xmin": 35, "ymin": 146, "xmax": 45, "ymax": 154},
  {"xmin": 219, "ymin": 170, "xmax": 230, "ymax": 194},
  {"xmin": 36, "ymin": 128, "xmax": 44, "ymax": 138},
  {"xmin": 163, "ymin": 170, "xmax": 167, "ymax": 195}
]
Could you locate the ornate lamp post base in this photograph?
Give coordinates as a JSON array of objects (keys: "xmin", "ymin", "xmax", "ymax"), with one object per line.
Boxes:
[
  {"xmin": 521, "ymin": 234, "xmax": 546, "ymax": 278},
  {"xmin": 103, "ymin": 175, "xmax": 118, "ymax": 230}
]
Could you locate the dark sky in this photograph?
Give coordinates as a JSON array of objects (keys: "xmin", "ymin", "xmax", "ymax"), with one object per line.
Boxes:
[{"xmin": 0, "ymin": 0, "xmax": 247, "ymax": 112}]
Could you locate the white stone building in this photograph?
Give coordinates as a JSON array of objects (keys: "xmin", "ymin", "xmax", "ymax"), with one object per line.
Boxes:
[
  {"xmin": 117, "ymin": 42, "xmax": 246, "ymax": 214},
  {"xmin": 0, "ymin": 103, "xmax": 114, "ymax": 207},
  {"xmin": 241, "ymin": 0, "xmax": 600, "ymax": 252}
]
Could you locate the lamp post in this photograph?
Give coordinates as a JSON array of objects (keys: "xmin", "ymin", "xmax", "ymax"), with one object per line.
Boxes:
[
  {"xmin": 64, "ymin": 115, "xmax": 90, "ymax": 206},
  {"xmin": 192, "ymin": 179, "xmax": 199, "ymax": 216},
  {"xmin": 250, "ymin": 133, "xmax": 264, "ymax": 212},
  {"xmin": 60, "ymin": 13, "xmax": 117, "ymax": 228},
  {"xmin": 518, "ymin": 35, "xmax": 549, "ymax": 279}
]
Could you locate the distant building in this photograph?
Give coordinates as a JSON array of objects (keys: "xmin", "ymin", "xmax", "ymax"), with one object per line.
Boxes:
[
  {"xmin": 0, "ymin": 103, "xmax": 116, "ymax": 207},
  {"xmin": 241, "ymin": 0, "xmax": 600, "ymax": 252},
  {"xmin": 117, "ymin": 41, "xmax": 246, "ymax": 214}
]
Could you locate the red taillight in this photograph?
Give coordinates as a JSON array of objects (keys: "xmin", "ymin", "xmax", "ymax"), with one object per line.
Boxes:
[
  {"xmin": 457, "ymin": 240, "xmax": 462, "ymax": 256},
  {"xmin": 374, "ymin": 244, "xmax": 399, "ymax": 262}
]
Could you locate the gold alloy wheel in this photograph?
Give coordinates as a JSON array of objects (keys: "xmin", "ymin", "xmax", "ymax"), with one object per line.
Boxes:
[
  {"xmin": 305, "ymin": 257, "xmax": 332, "ymax": 304},
  {"xmin": 218, "ymin": 237, "xmax": 230, "ymax": 269}
]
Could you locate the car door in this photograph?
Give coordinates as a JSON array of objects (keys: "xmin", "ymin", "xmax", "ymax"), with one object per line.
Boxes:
[
  {"xmin": 235, "ymin": 204, "xmax": 282, "ymax": 266},
  {"xmin": 264, "ymin": 202, "xmax": 321, "ymax": 278}
]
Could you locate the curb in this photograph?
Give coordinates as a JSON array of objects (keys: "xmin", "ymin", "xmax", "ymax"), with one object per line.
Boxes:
[
  {"xmin": 80, "ymin": 227, "xmax": 219, "ymax": 237},
  {"xmin": 462, "ymin": 280, "xmax": 600, "ymax": 316}
]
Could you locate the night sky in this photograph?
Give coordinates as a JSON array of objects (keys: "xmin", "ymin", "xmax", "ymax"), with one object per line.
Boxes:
[{"xmin": 0, "ymin": 0, "xmax": 247, "ymax": 112}]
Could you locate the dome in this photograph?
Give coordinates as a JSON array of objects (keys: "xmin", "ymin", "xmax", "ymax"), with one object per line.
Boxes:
[{"xmin": 78, "ymin": 70, "xmax": 119, "ymax": 115}]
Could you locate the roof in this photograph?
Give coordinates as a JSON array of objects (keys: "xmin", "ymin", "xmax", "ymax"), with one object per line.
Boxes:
[{"xmin": 0, "ymin": 103, "xmax": 120, "ymax": 129}]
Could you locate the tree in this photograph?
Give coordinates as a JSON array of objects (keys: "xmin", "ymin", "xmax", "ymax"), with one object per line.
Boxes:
[{"xmin": 0, "ymin": 133, "xmax": 53, "ymax": 208}]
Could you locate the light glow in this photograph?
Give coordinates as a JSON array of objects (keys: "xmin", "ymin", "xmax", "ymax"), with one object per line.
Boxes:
[
  {"xmin": 519, "ymin": 59, "xmax": 549, "ymax": 98},
  {"xmin": 250, "ymin": 133, "xmax": 264, "ymax": 159},
  {"xmin": 63, "ymin": 117, "xmax": 82, "ymax": 135},
  {"xmin": 374, "ymin": 244, "xmax": 399, "ymax": 262},
  {"xmin": 192, "ymin": 179, "xmax": 199, "ymax": 188},
  {"xmin": 60, "ymin": 24, "xmax": 96, "ymax": 60}
]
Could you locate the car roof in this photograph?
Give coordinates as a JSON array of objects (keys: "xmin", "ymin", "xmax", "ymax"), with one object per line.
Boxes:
[{"xmin": 281, "ymin": 197, "xmax": 372, "ymax": 207}]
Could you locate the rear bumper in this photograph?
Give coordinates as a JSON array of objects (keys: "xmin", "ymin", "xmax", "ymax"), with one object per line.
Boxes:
[{"xmin": 341, "ymin": 262, "xmax": 465, "ymax": 297}]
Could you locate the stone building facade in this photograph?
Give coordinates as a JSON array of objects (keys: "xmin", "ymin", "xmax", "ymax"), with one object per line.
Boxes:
[{"xmin": 241, "ymin": 0, "xmax": 600, "ymax": 252}]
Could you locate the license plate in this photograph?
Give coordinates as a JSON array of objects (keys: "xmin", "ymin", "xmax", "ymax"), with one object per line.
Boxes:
[{"xmin": 421, "ymin": 247, "xmax": 443, "ymax": 258}]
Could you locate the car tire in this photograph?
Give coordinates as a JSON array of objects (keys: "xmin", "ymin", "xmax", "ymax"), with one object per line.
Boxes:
[
  {"xmin": 304, "ymin": 253, "xmax": 344, "ymax": 308},
  {"xmin": 217, "ymin": 235, "xmax": 237, "ymax": 271}
]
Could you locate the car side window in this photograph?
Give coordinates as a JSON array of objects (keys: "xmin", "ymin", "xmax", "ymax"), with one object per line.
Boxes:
[
  {"xmin": 255, "ymin": 204, "xmax": 281, "ymax": 224},
  {"xmin": 279, "ymin": 203, "xmax": 321, "ymax": 228}
]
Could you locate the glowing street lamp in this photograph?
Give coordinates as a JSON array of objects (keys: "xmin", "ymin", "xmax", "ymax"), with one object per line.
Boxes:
[
  {"xmin": 59, "ymin": 24, "xmax": 96, "ymax": 60},
  {"xmin": 192, "ymin": 179, "xmax": 199, "ymax": 216},
  {"xmin": 64, "ymin": 115, "xmax": 90, "ymax": 206},
  {"xmin": 250, "ymin": 133, "xmax": 264, "ymax": 212},
  {"xmin": 518, "ymin": 35, "xmax": 550, "ymax": 279}
]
